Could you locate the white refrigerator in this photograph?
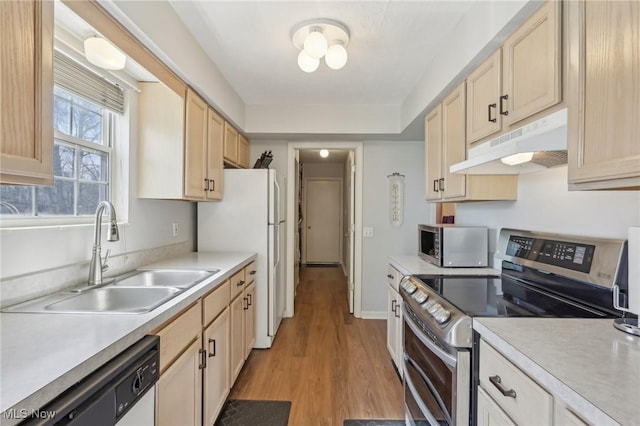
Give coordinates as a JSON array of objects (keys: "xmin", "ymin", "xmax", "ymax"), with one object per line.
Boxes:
[{"xmin": 197, "ymin": 169, "xmax": 286, "ymax": 348}]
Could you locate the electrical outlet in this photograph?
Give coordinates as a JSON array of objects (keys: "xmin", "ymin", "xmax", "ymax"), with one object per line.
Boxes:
[
  {"xmin": 172, "ymin": 223, "xmax": 179, "ymax": 237},
  {"xmin": 363, "ymin": 226, "xmax": 374, "ymax": 238}
]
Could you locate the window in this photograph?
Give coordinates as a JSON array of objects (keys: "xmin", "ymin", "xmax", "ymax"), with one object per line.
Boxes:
[
  {"xmin": 1, "ymin": 87, "xmax": 113, "ymax": 216},
  {"xmin": 1, "ymin": 52, "xmax": 124, "ymax": 219}
]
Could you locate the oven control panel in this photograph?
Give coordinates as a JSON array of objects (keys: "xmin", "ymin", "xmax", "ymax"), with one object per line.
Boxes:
[
  {"xmin": 506, "ymin": 235, "xmax": 595, "ymax": 273},
  {"xmin": 401, "ymin": 279, "xmax": 453, "ymax": 326}
]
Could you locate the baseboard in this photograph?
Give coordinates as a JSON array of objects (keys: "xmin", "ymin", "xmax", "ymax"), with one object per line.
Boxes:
[{"xmin": 359, "ymin": 310, "xmax": 387, "ymax": 320}]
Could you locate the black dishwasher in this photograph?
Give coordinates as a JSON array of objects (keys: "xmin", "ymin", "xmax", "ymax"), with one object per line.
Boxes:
[{"xmin": 21, "ymin": 335, "xmax": 159, "ymax": 426}]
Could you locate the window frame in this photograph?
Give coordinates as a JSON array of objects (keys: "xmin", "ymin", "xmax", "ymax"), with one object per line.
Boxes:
[{"xmin": 0, "ymin": 89, "xmax": 118, "ymax": 226}]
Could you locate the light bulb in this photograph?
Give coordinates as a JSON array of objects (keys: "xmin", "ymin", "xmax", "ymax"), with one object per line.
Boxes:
[
  {"xmin": 304, "ymin": 29, "xmax": 328, "ymax": 59},
  {"xmin": 325, "ymin": 43, "xmax": 348, "ymax": 70},
  {"xmin": 297, "ymin": 50, "xmax": 319, "ymax": 73},
  {"xmin": 501, "ymin": 152, "xmax": 534, "ymax": 166},
  {"xmin": 319, "ymin": 149, "xmax": 329, "ymax": 158},
  {"xmin": 84, "ymin": 37, "xmax": 126, "ymax": 70}
]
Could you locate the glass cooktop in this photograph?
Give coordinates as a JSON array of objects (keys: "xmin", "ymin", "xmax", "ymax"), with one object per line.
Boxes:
[{"xmin": 412, "ymin": 273, "xmax": 614, "ymax": 319}]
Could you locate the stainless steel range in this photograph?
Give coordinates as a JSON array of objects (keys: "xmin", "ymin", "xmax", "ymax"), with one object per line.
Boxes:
[{"xmin": 400, "ymin": 228, "xmax": 631, "ymax": 426}]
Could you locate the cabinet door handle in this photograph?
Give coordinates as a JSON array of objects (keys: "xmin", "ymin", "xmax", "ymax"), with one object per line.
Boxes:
[
  {"xmin": 198, "ymin": 348, "xmax": 207, "ymax": 369},
  {"xmin": 489, "ymin": 375, "xmax": 517, "ymax": 398},
  {"xmin": 488, "ymin": 103, "xmax": 497, "ymax": 123},
  {"xmin": 394, "ymin": 305, "xmax": 401, "ymax": 318},
  {"xmin": 433, "ymin": 179, "xmax": 439, "ymax": 192},
  {"xmin": 208, "ymin": 338, "xmax": 216, "ymax": 357},
  {"xmin": 499, "ymin": 94, "xmax": 509, "ymax": 116},
  {"xmin": 209, "ymin": 179, "xmax": 215, "ymax": 192},
  {"xmin": 243, "ymin": 297, "xmax": 248, "ymax": 310},
  {"xmin": 204, "ymin": 178, "xmax": 210, "ymax": 191},
  {"xmin": 391, "ymin": 299, "xmax": 397, "ymax": 311},
  {"xmin": 247, "ymin": 293, "xmax": 252, "ymax": 306},
  {"xmin": 438, "ymin": 178, "xmax": 444, "ymax": 192}
]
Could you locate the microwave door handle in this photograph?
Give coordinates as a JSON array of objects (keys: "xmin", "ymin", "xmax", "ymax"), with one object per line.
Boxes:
[
  {"xmin": 403, "ymin": 306, "xmax": 457, "ymax": 368},
  {"xmin": 403, "ymin": 358, "xmax": 449, "ymax": 426}
]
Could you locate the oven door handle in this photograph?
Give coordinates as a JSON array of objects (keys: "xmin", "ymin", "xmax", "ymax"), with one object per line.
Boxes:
[
  {"xmin": 403, "ymin": 305, "xmax": 457, "ymax": 368},
  {"xmin": 403, "ymin": 359, "xmax": 444, "ymax": 426},
  {"xmin": 405, "ymin": 355, "xmax": 454, "ymax": 426}
]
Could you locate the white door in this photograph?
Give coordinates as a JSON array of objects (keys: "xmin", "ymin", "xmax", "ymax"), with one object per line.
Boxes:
[
  {"xmin": 305, "ymin": 179, "xmax": 342, "ymax": 263},
  {"xmin": 346, "ymin": 154, "xmax": 355, "ymax": 313}
]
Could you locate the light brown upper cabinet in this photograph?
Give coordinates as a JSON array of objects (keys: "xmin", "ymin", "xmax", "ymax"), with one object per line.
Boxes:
[
  {"xmin": 184, "ymin": 89, "xmax": 208, "ymax": 199},
  {"xmin": 137, "ymin": 84, "xmax": 224, "ymax": 200},
  {"xmin": 567, "ymin": 0, "xmax": 640, "ymax": 190},
  {"xmin": 0, "ymin": 0, "xmax": 54, "ymax": 185},
  {"xmin": 467, "ymin": 1, "xmax": 561, "ymax": 145},
  {"xmin": 238, "ymin": 134, "xmax": 250, "ymax": 169},
  {"xmin": 223, "ymin": 123, "xmax": 250, "ymax": 169},
  {"xmin": 206, "ymin": 108, "xmax": 224, "ymax": 199},
  {"xmin": 223, "ymin": 122, "xmax": 238, "ymax": 165},
  {"xmin": 425, "ymin": 82, "xmax": 517, "ymax": 202}
]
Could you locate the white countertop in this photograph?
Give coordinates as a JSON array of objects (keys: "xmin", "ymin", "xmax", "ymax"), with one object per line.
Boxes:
[
  {"xmin": 474, "ymin": 318, "xmax": 640, "ymax": 426},
  {"xmin": 0, "ymin": 251, "xmax": 256, "ymax": 420},
  {"xmin": 388, "ymin": 255, "xmax": 500, "ymax": 276}
]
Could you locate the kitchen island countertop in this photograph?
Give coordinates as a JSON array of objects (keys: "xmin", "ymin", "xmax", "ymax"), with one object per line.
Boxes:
[
  {"xmin": 474, "ymin": 317, "xmax": 640, "ymax": 426},
  {"xmin": 0, "ymin": 251, "xmax": 256, "ymax": 422}
]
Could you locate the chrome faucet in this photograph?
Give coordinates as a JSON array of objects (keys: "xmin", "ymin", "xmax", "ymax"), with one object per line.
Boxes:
[{"xmin": 88, "ymin": 201, "xmax": 120, "ymax": 286}]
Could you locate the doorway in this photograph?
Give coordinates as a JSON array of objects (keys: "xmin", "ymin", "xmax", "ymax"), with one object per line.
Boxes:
[
  {"xmin": 304, "ymin": 179, "xmax": 342, "ymax": 264},
  {"xmin": 286, "ymin": 142, "xmax": 363, "ymax": 318}
]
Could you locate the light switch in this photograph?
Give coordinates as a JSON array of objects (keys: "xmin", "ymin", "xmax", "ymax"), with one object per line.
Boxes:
[{"xmin": 363, "ymin": 227, "xmax": 374, "ymax": 238}]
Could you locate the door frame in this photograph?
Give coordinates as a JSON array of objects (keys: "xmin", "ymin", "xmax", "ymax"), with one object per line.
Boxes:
[
  {"xmin": 286, "ymin": 141, "xmax": 364, "ymax": 318},
  {"xmin": 302, "ymin": 177, "xmax": 343, "ymax": 265}
]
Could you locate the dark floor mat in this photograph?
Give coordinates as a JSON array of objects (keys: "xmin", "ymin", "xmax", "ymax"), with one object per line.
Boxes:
[
  {"xmin": 215, "ymin": 399, "xmax": 291, "ymax": 426},
  {"xmin": 344, "ymin": 421, "xmax": 405, "ymax": 426}
]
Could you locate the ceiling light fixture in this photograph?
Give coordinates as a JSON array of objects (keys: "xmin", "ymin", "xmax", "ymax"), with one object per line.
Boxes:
[
  {"xmin": 83, "ymin": 36, "xmax": 126, "ymax": 71},
  {"xmin": 319, "ymin": 149, "xmax": 329, "ymax": 158},
  {"xmin": 291, "ymin": 19, "xmax": 350, "ymax": 73}
]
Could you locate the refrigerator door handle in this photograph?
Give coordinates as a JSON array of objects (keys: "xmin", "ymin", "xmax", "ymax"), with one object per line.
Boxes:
[{"xmin": 274, "ymin": 224, "xmax": 280, "ymax": 268}]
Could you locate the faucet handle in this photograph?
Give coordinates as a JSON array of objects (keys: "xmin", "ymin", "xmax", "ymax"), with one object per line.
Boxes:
[{"xmin": 102, "ymin": 249, "xmax": 111, "ymax": 272}]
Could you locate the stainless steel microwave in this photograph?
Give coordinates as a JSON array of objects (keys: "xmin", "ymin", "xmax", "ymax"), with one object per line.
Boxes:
[{"xmin": 418, "ymin": 224, "xmax": 488, "ymax": 267}]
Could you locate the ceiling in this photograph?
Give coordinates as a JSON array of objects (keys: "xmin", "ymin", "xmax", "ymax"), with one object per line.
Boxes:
[
  {"xmin": 168, "ymin": 1, "xmax": 477, "ymax": 106},
  {"xmin": 299, "ymin": 149, "xmax": 350, "ymax": 164}
]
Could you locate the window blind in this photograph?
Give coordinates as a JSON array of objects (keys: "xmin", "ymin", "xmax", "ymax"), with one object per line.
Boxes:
[{"xmin": 54, "ymin": 52, "xmax": 125, "ymax": 114}]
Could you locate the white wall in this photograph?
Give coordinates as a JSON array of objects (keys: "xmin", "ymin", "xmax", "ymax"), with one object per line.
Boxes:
[
  {"xmin": 456, "ymin": 165, "xmax": 640, "ymax": 265},
  {"xmin": 361, "ymin": 141, "xmax": 429, "ymax": 314},
  {"xmin": 0, "ymin": 93, "xmax": 195, "ymax": 304},
  {"xmin": 303, "ymin": 163, "xmax": 345, "ymax": 179}
]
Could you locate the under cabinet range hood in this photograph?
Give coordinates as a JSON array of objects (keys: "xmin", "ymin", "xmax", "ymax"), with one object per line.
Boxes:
[{"xmin": 450, "ymin": 108, "xmax": 568, "ymax": 175}]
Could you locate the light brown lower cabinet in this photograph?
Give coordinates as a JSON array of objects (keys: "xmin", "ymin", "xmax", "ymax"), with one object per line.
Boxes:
[
  {"xmin": 156, "ymin": 338, "xmax": 203, "ymax": 426},
  {"xmin": 244, "ymin": 282, "xmax": 256, "ymax": 357},
  {"xmin": 154, "ymin": 264, "xmax": 255, "ymax": 425},
  {"xmin": 203, "ymin": 308, "xmax": 230, "ymax": 426},
  {"xmin": 230, "ymin": 291, "xmax": 245, "ymax": 383}
]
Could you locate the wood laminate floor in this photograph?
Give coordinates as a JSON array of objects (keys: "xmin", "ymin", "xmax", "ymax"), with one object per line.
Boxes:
[{"xmin": 229, "ymin": 266, "xmax": 404, "ymax": 425}]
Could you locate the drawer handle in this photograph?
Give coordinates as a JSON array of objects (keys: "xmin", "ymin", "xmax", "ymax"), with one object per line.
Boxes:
[
  {"xmin": 249, "ymin": 270, "xmax": 256, "ymax": 275},
  {"xmin": 237, "ymin": 280, "xmax": 245, "ymax": 287},
  {"xmin": 198, "ymin": 348, "xmax": 207, "ymax": 370},
  {"xmin": 488, "ymin": 103, "xmax": 497, "ymax": 123},
  {"xmin": 499, "ymin": 94, "xmax": 509, "ymax": 116},
  {"xmin": 387, "ymin": 274, "xmax": 394, "ymax": 279},
  {"xmin": 489, "ymin": 375, "xmax": 517, "ymax": 398},
  {"xmin": 208, "ymin": 338, "xmax": 216, "ymax": 357}
]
